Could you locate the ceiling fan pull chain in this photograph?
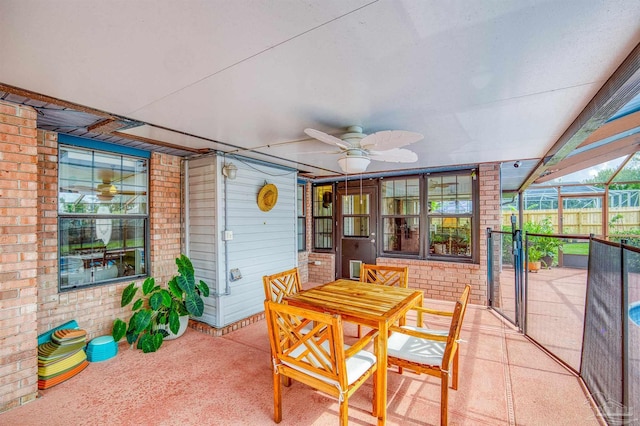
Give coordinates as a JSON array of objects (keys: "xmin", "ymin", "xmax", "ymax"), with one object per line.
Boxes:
[{"xmin": 345, "ymin": 173, "xmax": 348, "ymax": 198}]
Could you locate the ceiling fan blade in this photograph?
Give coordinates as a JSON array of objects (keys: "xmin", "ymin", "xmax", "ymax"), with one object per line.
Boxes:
[
  {"xmin": 119, "ymin": 190, "xmax": 147, "ymax": 196},
  {"xmin": 98, "ymin": 168, "xmax": 115, "ymax": 183},
  {"xmin": 368, "ymin": 148, "xmax": 418, "ymax": 163},
  {"xmin": 304, "ymin": 128, "xmax": 351, "ymax": 150},
  {"xmin": 302, "ymin": 149, "xmax": 343, "ymax": 155},
  {"xmin": 360, "ymin": 130, "xmax": 423, "ymax": 151},
  {"xmin": 63, "ymin": 184, "xmax": 99, "ymax": 193}
]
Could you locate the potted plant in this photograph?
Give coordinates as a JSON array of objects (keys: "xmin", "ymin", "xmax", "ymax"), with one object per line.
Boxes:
[
  {"xmin": 526, "ymin": 245, "xmax": 543, "ymax": 272},
  {"xmin": 431, "ymin": 234, "xmax": 448, "ymax": 254},
  {"xmin": 524, "ymin": 217, "xmax": 561, "ymax": 269},
  {"xmin": 112, "ymin": 254, "xmax": 210, "ymax": 353}
]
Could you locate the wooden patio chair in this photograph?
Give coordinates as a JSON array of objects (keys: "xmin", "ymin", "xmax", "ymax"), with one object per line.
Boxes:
[
  {"xmin": 264, "ymin": 300, "xmax": 379, "ymax": 425},
  {"xmin": 357, "ymin": 263, "xmax": 409, "ymax": 336},
  {"xmin": 263, "ymin": 267, "xmax": 302, "ymax": 303},
  {"xmin": 386, "ymin": 285, "xmax": 471, "ymax": 426}
]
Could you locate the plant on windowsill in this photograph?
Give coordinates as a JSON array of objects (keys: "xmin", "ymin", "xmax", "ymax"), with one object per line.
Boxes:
[
  {"xmin": 112, "ymin": 254, "xmax": 210, "ymax": 353},
  {"xmin": 431, "ymin": 234, "xmax": 448, "ymax": 254}
]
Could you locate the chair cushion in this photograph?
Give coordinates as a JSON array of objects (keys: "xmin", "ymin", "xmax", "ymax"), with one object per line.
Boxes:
[
  {"xmin": 283, "ymin": 341, "xmax": 376, "ymax": 387},
  {"xmin": 387, "ymin": 326, "xmax": 446, "ymax": 366}
]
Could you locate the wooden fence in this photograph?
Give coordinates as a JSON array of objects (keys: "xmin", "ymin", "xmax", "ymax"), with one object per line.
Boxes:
[{"xmin": 501, "ymin": 207, "xmax": 640, "ymax": 235}]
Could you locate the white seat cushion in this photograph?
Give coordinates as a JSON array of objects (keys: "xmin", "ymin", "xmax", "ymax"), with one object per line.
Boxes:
[
  {"xmin": 387, "ymin": 326, "xmax": 446, "ymax": 366},
  {"xmin": 283, "ymin": 341, "xmax": 376, "ymax": 387}
]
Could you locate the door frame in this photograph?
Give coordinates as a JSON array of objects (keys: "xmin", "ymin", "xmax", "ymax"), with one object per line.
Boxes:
[{"xmin": 335, "ymin": 180, "xmax": 379, "ymax": 279}]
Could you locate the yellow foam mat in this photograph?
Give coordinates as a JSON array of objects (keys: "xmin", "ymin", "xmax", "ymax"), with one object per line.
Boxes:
[{"xmin": 38, "ymin": 350, "xmax": 87, "ymax": 379}]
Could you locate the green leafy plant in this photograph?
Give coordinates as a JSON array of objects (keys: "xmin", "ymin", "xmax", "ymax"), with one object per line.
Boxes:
[
  {"xmin": 524, "ymin": 217, "xmax": 561, "ymax": 266},
  {"xmin": 431, "ymin": 234, "xmax": 448, "ymax": 244},
  {"xmin": 526, "ymin": 245, "xmax": 543, "ymax": 262},
  {"xmin": 112, "ymin": 254, "xmax": 210, "ymax": 353}
]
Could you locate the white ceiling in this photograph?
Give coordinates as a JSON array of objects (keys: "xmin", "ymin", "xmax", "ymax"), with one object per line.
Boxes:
[{"xmin": 2, "ymin": 1, "xmax": 640, "ymax": 181}]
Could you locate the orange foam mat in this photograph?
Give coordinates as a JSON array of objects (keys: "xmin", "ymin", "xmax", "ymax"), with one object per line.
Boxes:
[
  {"xmin": 38, "ymin": 360, "xmax": 89, "ymax": 390},
  {"xmin": 52, "ymin": 329, "xmax": 87, "ymax": 341}
]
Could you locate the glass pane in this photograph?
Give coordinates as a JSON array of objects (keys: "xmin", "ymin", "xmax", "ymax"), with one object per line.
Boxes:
[
  {"xmin": 297, "ymin": 185, "xmax": 305, "ymax": 214},
  {"xmin": 521, "ymin": 186, "xmax": 559, "ymax": 210},
  {"xmin": 117, "ymin": 157, "xmax": 148, "ymax": 214},
  {"xmin": 344, "ymin": 217, "xmax": 369, "ymax": 237},
  {"xmin": 297, "ymin": 217, "xmax": 306, "ymax": 251},
  {"xmin": 550, "ymin": 155, "xmax": 627, "ymax": 184},
  {"xmin": 502, "ymin": 191, "xmax": 519, "ymax": 229},
  {"xmin": 428, "ymin": 177, "xmax": 444, "ymax": 213},
  {"xmin": 457, "ymin": 175, "xmax": 472, "ymax": 197},
  {"xmin": 429, "ymin": 217, "xmax": 471, "ymax": 256},
  {"xmin": 382, "ymin": 179, "xmax": 419, "ymax": 215},
  {"xmin": 342, "ymin": 194, "xmax": 369, "ymax": 215},
  {"xmin": 313, "ymin": 185, "xmax": 333, "ymax": 216},
  {"xmin": 60, "ymin": 217, "xmax": 146, "ymax": 289},
  {"xmin": 59, "ymin": 147, "xmax": 147, "ymax": 215},
  {"xmin": 383, "ymin": 217, "xmax": 419, "ymax": 254},
  {"xmin": 612, "ymin": 152, "xmax": 640, "ymax": 184},
  {"xmin": 407, "ymin": 179, "xmax": 420, "ymax": 214},
  {"xmin": 382, "ymin": 180, "xmax": 398, "ymax": 215},
  {"xmin": 314, "ymin": 218, "xmax": 333, "ymax": 249},
  {"xmin": 59, "ymin": 147, "xmax": 95, "ymax": 213},
  {"xmin": 429, "ymin": 174, "xmax": 472, "ymax": 214}
]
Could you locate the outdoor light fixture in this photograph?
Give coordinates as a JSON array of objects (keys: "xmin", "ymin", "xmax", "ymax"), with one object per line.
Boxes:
[
  {"xmin": 222, "ymin": 162, "xmax": 238, "ymax": 180},
  {"xmin": 337, "ymin": 155, "xmax": 370, "ymax": 174}
]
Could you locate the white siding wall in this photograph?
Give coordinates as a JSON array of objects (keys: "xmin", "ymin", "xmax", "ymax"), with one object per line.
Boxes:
[
  {"xmin": 185, "ymin": 156, "xmax": 219, "ymax": 326},
  {"xmin": 186, "ymin": 154, "xmax": 297, "ymax": 327},
  {"xmin": 218, "ymin": 156, "xmax": 297, "ymax": 326}
]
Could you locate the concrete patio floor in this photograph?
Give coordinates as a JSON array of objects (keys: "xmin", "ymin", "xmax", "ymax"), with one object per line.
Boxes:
[{"xmin": 0, "ymin": 297, "xmax": 603, "ymax": 426}]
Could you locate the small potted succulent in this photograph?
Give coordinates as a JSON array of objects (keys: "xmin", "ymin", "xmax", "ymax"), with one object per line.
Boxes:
[{"xmin": 112, "ymin": 254, "xmax": 210, "ymax": 353}]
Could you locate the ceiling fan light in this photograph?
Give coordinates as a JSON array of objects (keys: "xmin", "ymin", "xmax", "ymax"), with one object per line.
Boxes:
[{"xmin": 338, "ymin": 156, "xmax": 370, "ymax": 174}]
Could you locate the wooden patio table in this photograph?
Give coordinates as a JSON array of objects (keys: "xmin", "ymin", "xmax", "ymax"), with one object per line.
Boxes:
[{"xmin": 285, "ymin": 278, "xmax": 423, "ymax": 425}]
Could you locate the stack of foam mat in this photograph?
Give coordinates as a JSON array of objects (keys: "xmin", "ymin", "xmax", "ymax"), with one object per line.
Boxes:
[{"xmin": 37, "ymin": 328, "xmax": 89, "ymax": 390}]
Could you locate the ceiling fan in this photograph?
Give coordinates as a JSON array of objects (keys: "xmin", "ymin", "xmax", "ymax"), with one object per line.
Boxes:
[{"xmin": 304, "ymin": 125, "xmax": 423, "ymax": 174}]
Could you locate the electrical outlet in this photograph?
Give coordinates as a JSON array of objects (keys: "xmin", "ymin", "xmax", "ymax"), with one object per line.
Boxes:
[{"xmin": 230, "ymin": 268, "xmax": 242, "ymax": 281}]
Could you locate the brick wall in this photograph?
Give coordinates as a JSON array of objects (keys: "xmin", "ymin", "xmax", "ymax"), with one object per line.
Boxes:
[
  {"xmin": 37, "ymin": 132, "xmax": 122, "ymax": 340},
  {"xmin": 0, "ymin": 98, "xmax": 184, "ymax": 412},
  {"xmin": 378, "ymin": 164, "xmax": 500, "ymax": 305},
  {"xmin": 0, "ymin": 101, "xmax": 39, "ymax": 412},
  {"xmin": 35, "ymin": 147, "xmax": 183, "ymax": 343},
  {"xmin": 149, "ymin": 153, "xmax": 183, "ymax": 280},
  {"xmin": 297, "ymin": 251, "xmax": 309, "ymax": 283},
  {"xmin": 297, "ymin": 182, "xmax": 313, "ymax": 283},
  {"xmin": 308, "ymin": 252, "xmax": 335, "ymax": 284}
]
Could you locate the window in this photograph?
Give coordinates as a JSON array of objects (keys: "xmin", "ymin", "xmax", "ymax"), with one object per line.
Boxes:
[
  {"xmin": 313, "ymin": 184, "xmax": 333, "ymax": 250},
  {"xmin": 342, "ymin": 193, "xmax": 369, "ymax": 237},
  {"xmin": 297, "ymin": 183, "xmax": 306, "ymax": 251},
  {"xmin": 427, "ymin": 172, "xmax": 474, "ymax": 259},
  {"xmin": 381, "ymin": 178, "xmax": 420, "ymax": 254},
  {"xmin": 58, "ymin": 146, "xmax": 148, "ymax": 290}
]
